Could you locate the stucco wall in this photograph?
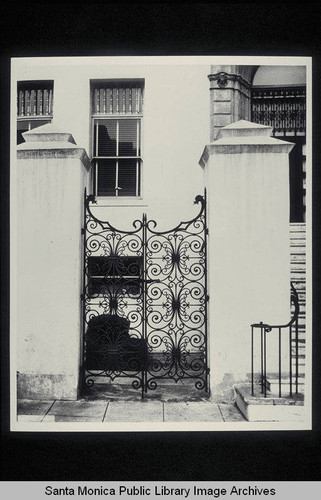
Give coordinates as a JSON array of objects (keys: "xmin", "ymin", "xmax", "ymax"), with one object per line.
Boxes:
[
  {"xmin": 12, "ymin": 58, "xmax": 210, "ymax": 230},
  {"xmin": 16, "ymin": 142, "xmax": 90, "ymax": 399},
  {"xmin": 201, "ymin": 122, "xmax": 293, "ymax": 400}
]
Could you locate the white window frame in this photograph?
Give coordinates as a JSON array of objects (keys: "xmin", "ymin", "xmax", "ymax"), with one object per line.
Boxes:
[
  {"xmin": 91, "ymin": 81, "xmax": 144, "ymax": 198},
  {"xmin": 17, "ymin": 81, "xmax": 54, "ymax": 144}
]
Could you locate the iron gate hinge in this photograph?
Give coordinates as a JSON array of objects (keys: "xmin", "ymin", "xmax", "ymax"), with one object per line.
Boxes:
[
  {"xmin": 81, "ymin": 228, "xmax": 85, "ymax": 235},
  {"xmin": 80, "ymin": 294, "xmax": 84, "ymax": 301},
  {"xmin": 206, "ymin": 295, "xmax": 210, "ymax": 302},
  {"xmin": 205, "ymin": 228, "xmax": 209, "ymax": 235}
]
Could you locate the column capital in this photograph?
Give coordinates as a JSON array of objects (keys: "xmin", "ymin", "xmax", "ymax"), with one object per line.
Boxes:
[
  {"xmin": 208, "ymin": 65, "xmax": 258, "ymax": 88},
  {"xmin": 208, "ymin": 71, "xmax": 252, "ymax": 91}
]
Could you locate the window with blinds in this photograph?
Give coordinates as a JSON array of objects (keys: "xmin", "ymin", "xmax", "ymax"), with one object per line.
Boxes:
[
  {"xmin": 91, "ymin": 81, "xmax": 143, "ymax": 197},
  {"xmin": 17, "ymin": 81, "xmax": 54, "ymax": 144}
]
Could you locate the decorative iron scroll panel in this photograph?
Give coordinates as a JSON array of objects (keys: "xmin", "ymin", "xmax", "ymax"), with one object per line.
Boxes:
[{"xmin": 83, "ymin": 191, "xmax": 208, "ymax": 396}]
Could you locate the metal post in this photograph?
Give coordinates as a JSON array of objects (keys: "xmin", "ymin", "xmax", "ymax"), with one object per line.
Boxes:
[
  {"xmin": 289, "ymin": 325, "xmax": 293, "ymax": 398},
  {"xmin": 251, "ymin": 326, "xmax": 254, "ymax": 396},
  {"xmin": 264, "ymin": 328, "xmax": 267, "ymax": 398},
  {"xmin": 279, "ymin": 327, "xmax": 282, "ymax": 398},
  {"xmin": 261, "ymin": 326, "xmax": 264, "ymax": 394},
  {"xmin": 295, "ymin": 317, "xmax": 299, "ymax": 394}
]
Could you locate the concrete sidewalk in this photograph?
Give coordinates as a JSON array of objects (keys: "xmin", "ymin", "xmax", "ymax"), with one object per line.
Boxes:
[{"xmin": 17, "ymin": 399, "xmax": 245, "ymax": 423}]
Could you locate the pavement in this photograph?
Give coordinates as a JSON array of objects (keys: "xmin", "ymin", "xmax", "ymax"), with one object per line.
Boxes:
[
  {"xmin": 17, "ymin": 399, "xmax": 245, "ymax": 423},
  {"xmin": 17, "ymin": 380, "xmax": 246, "ymax": 423}
]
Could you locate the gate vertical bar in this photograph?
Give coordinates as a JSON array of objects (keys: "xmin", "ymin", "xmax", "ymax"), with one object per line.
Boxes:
[
  {"xmin": 81, "ymin": 187, "xmax": 87, "ymax": 391},
  {"xmin": 142, "ymin": 212, "xmax": 148, "ymax": 396},
  {"xmin": 204, "ymin": 188, "xmax": 209, "ymax": 392}
]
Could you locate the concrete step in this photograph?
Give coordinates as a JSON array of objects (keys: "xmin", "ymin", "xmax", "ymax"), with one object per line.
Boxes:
[
  {"xmin": 290, "ymin": 233, "xmax": 306, "ymax": 238},
  {"xmin": 290, "ymin": 223, "xmax": 306, "ymax": 229},
  {"xmin": 234, "ymin": 384, "xmax": 304, "ymax": 422},
  {"xmin": 291, "ymin": 347, "xmax": 306, "ymax": 354},
  {"xmin": 291, "ymin": 340, "xmax": 306, "ymax": 346},
  {"xmin": 290, "ymin": 245, "xmax": 306, "ymax": 250},
  {"xmin": 290, "ymin": 242, "xmax": 306, "ymax": 247},
  {"xmin": 266, "ymin": 377, "xmax": 305, "ymax": 395},
  {"xmin": 290, "ymin": 224, "xmax": 306, "ymax": 229},
  {"xmin": 291, "ymin": 356, "xmax": 305, "ymax": 364},
  {"xmin": 290, "ymin": 282, "xmax": 306, "ymax": 291},
  {"xmin": 291, "ymin": 349, "xmax": 306, "ymax": 357},
  {"xmin": 293, "ymin": 329, "xmax": 306, "ymax": 335},
  {"xmin": 290, "ymin": 258, "xmax": 306, "ymax": 265}
]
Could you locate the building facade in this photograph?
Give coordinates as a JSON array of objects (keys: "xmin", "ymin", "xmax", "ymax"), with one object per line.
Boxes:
[{"xmin": 12, "ymin": 57, "xmax": 310, "ymax": 422}]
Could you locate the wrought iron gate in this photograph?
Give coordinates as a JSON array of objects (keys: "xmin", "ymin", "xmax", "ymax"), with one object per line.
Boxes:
[{"xmin": 82, "ymin": 190, "xmax": 208, "ymax": 397}]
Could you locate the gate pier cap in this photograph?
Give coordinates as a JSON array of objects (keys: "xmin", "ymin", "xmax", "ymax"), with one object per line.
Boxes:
[
  {"xmin": 17, "ymin": 123, "xmax": 91, "ymax": 169},
  {"xmin": 199, "ymin": 120, "xmax": 294, "ymax": 167}
]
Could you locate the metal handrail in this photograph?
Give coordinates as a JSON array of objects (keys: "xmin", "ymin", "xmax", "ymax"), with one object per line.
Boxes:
[{"xmin": 251, "ymin": 283, "xmax": 300, "ymax": 398}]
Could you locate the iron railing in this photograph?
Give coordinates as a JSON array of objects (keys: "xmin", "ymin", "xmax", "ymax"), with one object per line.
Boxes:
[
  {"xmin": 251, "ymin": 86, "xmax": 306, "ymax": 137},
  {"xmin": 251, "ymin": 283, "xmax": 300, "ymax": 398}
]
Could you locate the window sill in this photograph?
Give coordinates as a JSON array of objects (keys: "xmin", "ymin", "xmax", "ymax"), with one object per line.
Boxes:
[{"xmin": 93, "ymin": 196, "xmax": 147, "ymax": 207}]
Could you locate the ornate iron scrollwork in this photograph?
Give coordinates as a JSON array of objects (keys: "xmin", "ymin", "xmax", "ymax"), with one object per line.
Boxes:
[{"xmin": 83, "ymin": 190, "xmax": 208, "ymax": 396}]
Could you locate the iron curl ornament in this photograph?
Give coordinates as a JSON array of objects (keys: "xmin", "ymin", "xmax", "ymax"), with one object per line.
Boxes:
[{"xmin": 82, "ymin": 189, "xmax": 209, "ymax": 397}]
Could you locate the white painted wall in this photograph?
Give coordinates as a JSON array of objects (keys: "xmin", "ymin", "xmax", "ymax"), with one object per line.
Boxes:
[
  {"xmin": 16, "ymin": 135, "xmax": 90, "ymax": 399},
  {"xmin": 12, "ymin": 57, "xmax": 210, "ymax": 231}
]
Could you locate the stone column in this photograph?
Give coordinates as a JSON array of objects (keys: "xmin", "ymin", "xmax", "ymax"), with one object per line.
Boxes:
[
  {"xmin": 16, "ymin": 124, "xmax": 91, "ymax": 400},
  {"xmin": 199, "ymin": 120, "xmax": 294, "ymax": 400},
  {"xmin": 209, "ymin": 65, "xmax": 257, "ymax": 141}
]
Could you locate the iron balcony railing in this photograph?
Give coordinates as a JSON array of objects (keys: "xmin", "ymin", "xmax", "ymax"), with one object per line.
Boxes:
[
  {"xmin": 251, "ymin": 86, "xmax": 306, "ymax": 137},
  {"xmin": 251, "ymin": 283, "xmax": 300, "ymax": 398}
]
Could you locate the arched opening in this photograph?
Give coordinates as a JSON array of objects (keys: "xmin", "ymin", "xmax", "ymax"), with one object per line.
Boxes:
[{"xmin": 252, "ymin": 65, "xmax": 306, "ymax": 86}]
